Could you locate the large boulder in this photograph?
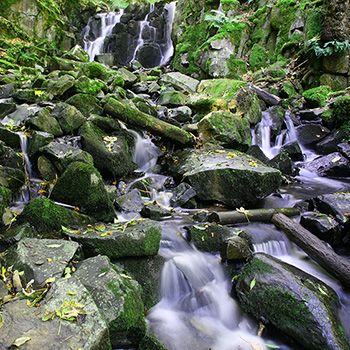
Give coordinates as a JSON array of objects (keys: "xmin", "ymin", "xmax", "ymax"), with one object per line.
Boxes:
[
  {"xmin": 75, "ymin": 255, "xmax": 146, "ymax": 348},
  {"xmin": 52, "ymin": 102, "xmax": 86, "ymax": 134},
  {"xmin": 79, "ymin": 121, "xmax": 136, "ymax": 179},
  {"xmin": 236, "ymin": 253, "xmax": 349, "ymax": 350},
  {"xmin": 160, "ymin": 72, "xmax": 199, "ymax": 93},
  {"xmin": 3, "ymin": 238, "xmax": 79, "ymax": 288},
  {"xmin": 197, "ymin": 111, "xmax": 251, "ymax": 149},
  {"xmin": 66, "ymin": 93, "xmax": 103, "ymax": 117},
  {"xmin": 0, "ymin": 165, "xmax": 25, "ymax": 193},
  {"xmin": 305, "ymin": 152, "xmax": 350, "ymax": 177},
  {"xmin": 171, "ymin": 148, "xmax": 282, "ymax": 207},
  {"xmin": 51, "ymin": 161, "xmax": 115, "ymax": 222},
  {"xmin": 0, "ymin": 278, "xmax": 111, "ymax": 349},
  {"xmin": 27, "ymin": 108, "xmax": 63, "ymax": 137},
  {"xmin": 63, "ymin": 219, "xmax": 161, "ymax": 259}
]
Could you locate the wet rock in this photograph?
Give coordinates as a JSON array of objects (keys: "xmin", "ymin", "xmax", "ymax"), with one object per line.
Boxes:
[
  {"xmin": 28, "ymin": 131, "xmax": 54, "ymax": 158},
  {"xmin": 296, "ymin": 123, "xmax": 330, "ymax": 146},
  {"xmin": 66, "ymin": 93, "xmax": 103, "ymax": 117},
  {"xmin": 0, "ymin": 98, "xmax": 16, "ymax": 118},
  {"xmin": 314, "ymin": 192, "xmax": 350, "ymax": 224},
  {"xmin": 51, "ymin": 161, "xmax": 115, "ymax": 222},
  {"xmin": 237, "ymin": 253, "xmax": 349, "ymax": 350},
  {"xmin": 170, "ymin": 183, "xmax": 196, "ymax": 208},
  {"xmin": 115, "ymin": 189, "xmax": 144, "ymax": 213},
  {"xmin": 27, "ymin": 107, "xmax": 63, "ymax": 137},
  {"xmin": 246, "ymin": 145, "xmax": 270, "ymax": 164},
  {"xmin": 137, "ymin": 43, "xmax": 162, "ymax": 68},
  {"xmin": 338, "ymin": 142, "xmax": 350, "ymax": 159},
  {"xmin": 117, "ymin": 67, "xmax": 138, "ymax": 86},
  {"xmin": 305, "ymin": 152, "xmax": 350, "ymax": 177},
  {"xmin": 0, "ymin": 83, "xmax": 15, "ymax": 99},
  {"xmin": 17, "ymin": 197, "xmax": 92, "ymax": 235},
  {"xmin": 52, "ymin": 102, "xmax": 86, "ymax": 134},
  {"xmin": 2, "ymin": 104, "xmax": 41, "ymax": 126},
  {"xmin": 142, "ymin": 204, "xmax": 173, "ymax": 220},
  {"xmin": 116, "ymin": 254, "xmax": 165, "ymax": 310},
  {"xmin": 280, "ymin": 141, "xmax": 303, "ymax": 161},
  {"xmin": 37, "ymin": 156, "xmax": 57, "ymax": 181},
  {"xmin": 13, "ymin": 89, "xmax": 44, "ymax": 104},
  {"xmin": 46, "ymin": 74, "xmax": 75, "ymax": 98},
  {"xmin": 0, "ymin": 127, "xmax": 21, "ymax": 149},
  {"xmin": 64, "ymin": 219, "xmax": 161, "ymax": 258},
  {"xmin": 75, "ymin": 255, "xmax": 146, "ymax": 348},
  {"xmin": 0, "ymin": 141, "xmax": 22, "ymax": 169},
  {"xmin": 315, "ymin": 130, "xmax": 347, "ymax": 154},
  {"xmin": 300, "ymin": 211, "xmax": 340, "ymax": 242},
  {"xmin": 3, "ymin": 238, "xmax": 79, "ymax": 287},
  {"xmin": 0, "ymin": 278, "xmax": 111, "ymax": 349},
  {"xmin": 0, "ymin": 185, "xmax": 11, "ymax": 220},
  {"xmin": 268, "ymin": 151, "xmax": 293, "ymax": 175},
  {"xmin": 0, "ymin": 166, "xmax": 25, "ymax": 193},
  {"xmin": 40, "ymin": 139, "xmax": 93, "ymax": 173},
  {"xmin": 197, "ymin": 111, "xmax": 251, "ymax": 149},
  {"xmin": 221, "ymin": 235, "xmax": 252, "ymax": 261},
  {"xmin": 79, "ymin": 121, "xmax": 136, "ymax": 179},
  {"xmin": 235, "ymin": 88, "xmax": 262, "ymax": 125},
  {"xmin": 62, "ymin": 45, "xmax": 89, "ymax": 62},
  {"xmin": 168, "ymin": 106, "xmax": 192, "ymax": 123},
  {"xmin": 171, "ymin": 148, "xmax": 282, "ymax": 207},
  {"xmin": 160, "ymin": 72, "xmax": 200, "ymax": 93},
  {"xmin": 158, "ymin": 90, "xmax": 187, "ymax": 106}
]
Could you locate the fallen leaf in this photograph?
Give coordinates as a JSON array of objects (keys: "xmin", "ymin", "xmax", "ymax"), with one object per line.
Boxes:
[
  {"xmin": 250, "ymin": 278, "xmax": 256, "ymax": 290},
  {"xmin": 12, "ymin": 336, "xmax": 31, "ymax": 347}
]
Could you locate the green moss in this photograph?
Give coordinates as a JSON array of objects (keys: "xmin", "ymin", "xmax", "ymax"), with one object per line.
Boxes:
[
  {"xmin": 227, "ymin": 57, "xmax": 247, "ymax": 79},
  {"xmin": 239, "ymin": 257, "xmax": 273, "ymax": 281},
  {"xmin": 80, "ymin": 61, "xmax": 112, "ymax": 81},
  {"xmin": 332, "ymin": 95, "xmax": 350, "ymax": 127},
  {"xmin": 249, "ymin": 44, "xmax": 269, "ymax": 70},
  {"xmin": 75, "ymin": 77, "xmax": 106, "ymax": 95},
  {"xmin": 18, "ymin": 197, "xmax": 91, "ymax": 233},
  {"xmin": 138, "ymin": 333, "xmax": 168, "ymax": 350},
  {"xmin": 198, "ymin": 79, "xmax": 247, "ymax": 100},
  {"xmin": 302, "ymin": 85, "xmax": 332, "ymax": 107},
  {"xmin": 0, "ymin": 185, "xmax": 11, "ymax": 219},
  {"xmin": 282, "ymin": 81, "xmax": 297, "ymax": 98}
]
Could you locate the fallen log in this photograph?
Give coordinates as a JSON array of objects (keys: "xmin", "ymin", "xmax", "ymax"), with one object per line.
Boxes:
[
  {"xmin": 272, "ymin": 213, "xmax": 350, "ymax": 289},
  {"xmin": 104, "ymin": 97, "xmax": 194, "ymax": 145},
  {"xmin": 250, "ymin": 85, "xmax": 281, "ymax": 106},
  {"xmin": 208, "ymin": 208, "xmax": 299, "ymax": 224}
]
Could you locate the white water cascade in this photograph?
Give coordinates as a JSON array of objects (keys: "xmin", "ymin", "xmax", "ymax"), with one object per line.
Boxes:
[
  {"xmin": 83, "ymin": 10, "xmax": 124, "ymax": 62},
  {"xmin": 160, "ymin": 2, "xmax": 176, "ymax": 65},
  {"xmin": 147, "ymin": 222, "xmax": 269, "ymax": 350}
]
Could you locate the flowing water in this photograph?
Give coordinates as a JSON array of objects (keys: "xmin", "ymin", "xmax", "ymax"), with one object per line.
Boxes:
[{"xmin": 83, "ymin": 10, "xmax": 124, "ymax": 61}]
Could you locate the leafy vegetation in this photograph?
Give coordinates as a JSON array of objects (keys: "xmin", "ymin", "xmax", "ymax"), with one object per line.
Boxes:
[{"xmin": 307, "ymin": 38, "xmax": 350, "ymax": 57}]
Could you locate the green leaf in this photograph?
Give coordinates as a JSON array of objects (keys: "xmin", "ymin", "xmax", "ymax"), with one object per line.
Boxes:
[
  {"xmin": 266, "ymin": 344, "xmax": 280, "ymax": 349},
  {"xmin": 250, "ymin": 278, "xmax": 256, "ymax": 290}
]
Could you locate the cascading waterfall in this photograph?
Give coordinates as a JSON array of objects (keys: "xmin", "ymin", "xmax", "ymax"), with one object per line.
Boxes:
[
  {"xmin": 83, "ymin": 10, "xmax": 124, "ymax": 61},
  {"xmin": 159, "ymin": 2, "xmax": 176, "ymax": 65}
]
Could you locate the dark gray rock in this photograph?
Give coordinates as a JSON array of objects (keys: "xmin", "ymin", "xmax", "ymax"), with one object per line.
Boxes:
[
  {"xmin": 281, "ymin": 141, "xmax": 304, "ymax": 161},
  {"xmin": 315, "ymin": 130, "xmax": 347, "ymax": 154},
  {"xmin": 28, "ymin": 107, "xmax": 63, "ymax": 137},
  {"xmin": 52, "ymin": 102, "xmax": 86, "ymax": 134},
  {"xmin": 296, "ymin": 123, "xmax": 330, "ymax": 145},
  {"xmin": 338, "ymin": 142, "xmax": 350, "ymax": 159},
  {"xmin": 115, "ymin": 189, "xmax": 144, "ymax": 213},
  {"xmin": 305, "ymin": 152, "xmax": 350, "ymax": 177},
  {"xmin": 0, "ymin": 98, "xmax": 16, "ymax": 118},
  {"xmin": 170, "ymin": 183, "xmax": 196, "ymax": 208},
  {"xmin": 0, "ymin": 83, "xmax": 15, "ymax": 99}
]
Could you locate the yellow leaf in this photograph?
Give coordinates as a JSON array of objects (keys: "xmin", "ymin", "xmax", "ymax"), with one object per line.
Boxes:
[
  {"xmin": 34, "ymin": 90, "xmax": 44, "ymax": 97},
  {"xmin": 12, "ymin": 336, "xmax": 31, "ymax": 347},
  {"xmin": 45, "ymin": 277, "xmax": 56, "ymax": 284},
  {"xmin": 47, "ymin": 258, "xmax": 53, "ymax": 263}
]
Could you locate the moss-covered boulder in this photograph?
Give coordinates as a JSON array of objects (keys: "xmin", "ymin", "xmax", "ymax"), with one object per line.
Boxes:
[
  {"xmin": 79, "ymin": 121, "xmax": 136, "ymax": 179},
  {"xmin": 63, "ymin": 219, "xmax": 161, "ymax": 259},
  {"xmin": 46, "ymin": 74, "xmax": 75, "ymax": 99},
  {"xmin": 197, "ymin": 111, "xmax": 251, "ymax": 149},
  {"xmin": 0, "ymin": 165, "xmax": 25, "ymax": 193},
  {"xmin": 27, "ymin": 108, "xmax": 63, "ymax": 137},
  {"xmin": 51, "ymin": 162, "xmax": 115, "ymax": 222},
  {"xmin": 80, "ymin": 61, "xmax": 113, "ymax": 81},
  {"xmin": 171, "ymin": 148, "xmax": 282, "ymax": 207},
  {"xmin": 302, "ymin": 85, "xmax": 332, "ymax": 108},
  {"xmin": 17, "ymin": 197, "xmax": 93, "ymax": 235},
  {"xmin": 75, "ymin": 76, "xmax": 106, "ymax": 95},
  {"xmin": 52, "ymin": 102, "xmax": 86, "ymax": 134},
  {"xmin": 0, "ymin": 278, "xmax": 111, "ymax": 350},
  {"xmin": 3, "ymin": 238, "xmax": 79, "ymax": 288},
  {"xmin": 158, "ymin": 90, "xmax": 187, "ymax": 106},
  {"xmin": 66, "ymin": 93, "xmax": 103, "ymax": 117},
  {"xmin": 75, "ymin": 255, "xmax": 146, "ymax": 348},
  {"xmin": 197, "ymin": 79, "xmax": 247, "ymax": 101},
  {"xmin": 160, "ymin": 72, "xmax": 200, "ymax": 93},
  {"xmin": 331, "ymin": 95, "xmax": 350, "ymax": 127},
  {"xmin": 236, "ymin": 253, "xmax": 349, "ymax": 350},
  {"xmin": 0, "ymin": 140, "xmax": 22, "ymax": 169},
  {"xmin": 0, "ymin": 185, "xmax": 11, "ymax": 220}
]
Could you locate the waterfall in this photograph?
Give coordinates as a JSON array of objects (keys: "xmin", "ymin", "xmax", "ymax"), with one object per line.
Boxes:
[
  {"xmin": 160, "ymin": 2, "xmax": 176, "ymax": 65},
  {"xmin": 83, "ymin": 10, "xmax": 124, "ymax": 62},
  {"xmin": 147, "ymin": 223, "xmax": 268, "ymax": 350}
]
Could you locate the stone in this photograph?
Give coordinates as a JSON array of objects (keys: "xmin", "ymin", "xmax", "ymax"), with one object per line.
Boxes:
[
  {"xmin": 37, "ymin": 156, "xmax": 57, "ymax": 181},
  {"xmin": 0, "ymin": 166, "xmax": 25, "ymax": 193},
  {"xmin": 137, "ymin": 43, "xmax": 162, "ymax": 68},
  {"xmin": 280, "ymin": 141, "xmax": 303, "ymax": 161},
  {"xmin": 46, "ymin": 74, "xmax": 75, "ymax": 98},
  {"xmin": 117, "ymin": 67, "xmax": 138, "ymax": 86},
  {"xmin": 235, "ymin": 89, "xmax": 262, "ymax": 125},
  {"xmin": 63, "ymin": 45, "xmax": 89, "ymax": 62},
  {"xmin": 2, "ymin": 104, "xmax": 41, "ymax": 126},
  {"xmin": 298, "ymin": 108, "xmax": 326, "ymax": 121},
  {"xmin": 314, "ymin": 192, "xmax": 350, "ymax": 224},
  {"xmin": 79, "ymin": 121, "xmax": 136, "ymax": 179},
  {"xmin": 158, "ymin": 90, "xmax": 187, "ymax": 106},
  {"xmin": 28, "ymin": 108, "xmax": 63, "ymax": 137},
  {"xmin": 17, "ymin": 197, "xmax": 92, "ymax": 235},
  {"xmin": 141, "ymin": 204, "xmax": 173, "ymax": 220},
  {"xmin": 168, "ymin": 106, "xmax": 192, "ymax": 123},
  {"xmin": 315, "ymin": 130, "xmax": 348, "ymax": 154},
  {"xmin": 296, "ymin": 123, "xmax": 330, "ymax": 146},
  {"xmin": 170, "ymin": 183, "xmax": 196, "ymax": 208},
  {"xmin": 52, "ymin": 102, "xmax": 86, "ymax": 134},
  {"xmin": 221, "ymin": 235, "xmax": 252, "ymax": 261},
  {"xmin": 160, "ymin": 72, "xmax": 200, "ymax": 93},
  {"xmin": 197, "ymin": 79, "xmax": 246, "ymax": 101},
  {"xmin": 0, "ymin": 278, "xmax": 111, "ymax": 350},
  {"xmin": 28, "ymin": 131, "xmax": 55, "ymax": 158},
  {"xmin": 75, "ymin": 255, "xmax": 146, "ymax": 348},
  {"xmin": 40, "ymin": 139, "xmax": 93, "ymax": 173},
  {"xmin": 268, "ymin": 151, "xmax": 293, "ymax": 175},
  {"xmin": 0, "ymin": 141, "xmax": 22, "ymax": 169},
  {"xmin": 305, "ymin": 152, "xmax": 350, "ymax": 177},
  {"xmin": 0, "ymin": 127, "xmax": 21, "ymax": 149},
  {"xmin": 0, "ymin": 83, "xmax": 15, "ymax": 99},
  {"xmin": 338, "ymin": 143, "xmax": 350, "ymax": 159},
  {"xmin": 75, "ymin": 76, "xmax": 106, "ymax": 95},
  {"xmin": 236, "ymin": 253, "xmax": 349, "ymax": 350},
  {"xmin": 3, "ymin": 238, "xmax": 79, "ymax": 288},
  {"xmin": 51, "ymin": 162, "xmax": 115, "ymax": 222},
  {"xmin": 115, "ymin": 189, "xmax": 144, "ymax": 213},
  {"xmin": 171, "ymin": 148, "xmax": 282, "ymax": 207},
  {"xmin": 64, "ymin": 219, "xmax": 161, "ymax": 259},
  {"xmin": 66, "ymin": 93, "xmax": 103, "ymax": 117},
  {"xmin": 0, "ymin": 98, "xmax": 16, "ymax": 118},
  {"xmin": 116, "ymin": 255, "xmax": 165, "ymax": 310},
  {"xmin": 197, "ymin": 111, "xmax": 251, "ymax": 149}
]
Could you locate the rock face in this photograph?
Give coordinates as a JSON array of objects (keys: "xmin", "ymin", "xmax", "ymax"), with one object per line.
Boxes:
[
  {"xmin": 64, "ymin": 219, "xmax": 162, "ymax": 259},
  {"xmin": 3, "ymin": 238, "xmax": 79, "ymax": 288},
  {"xmin": 236, "ymin": 253, "xmax": 349, "ymax": 350},
  {"xmin": 171, "ymin": 148, "xmax": 282, "ymax": 207},
  {"xmin": 75, "ymin": 255, "xmax": 146, "ymax": 348},
  {"xmin": 305, "ymin": 152, "xmax": 350, "ymax": 177}
]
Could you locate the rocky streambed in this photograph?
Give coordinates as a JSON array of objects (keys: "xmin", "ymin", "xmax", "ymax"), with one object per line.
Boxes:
[{"xmin": 0, "ymin": 3, "xmax": 350, "ymax": 350}]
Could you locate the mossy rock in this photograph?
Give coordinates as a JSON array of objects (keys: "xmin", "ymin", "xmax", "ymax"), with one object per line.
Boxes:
[
  {"xmin": 80, "ymin": 61, "xmax": 113, "ymax": 81},
  {"xmin": 75, "ymin": 76, "xmax": 106, "ymax": 95},
  {"xmin": 236, "ymin": 253, "xmax": 349, "ymax": 350},
  {"xmin": 27, "ymin": 108, "xmax": 63, "ymax": 137},
  {"xmin": 52, "ymin": 102, "xmax": 86, "ymax": 134},
  {"xmin": 138, "ymin": 333, "xmax": 168, "ymax": 350},
  {"xmin": 302, "ymin": 85, "xmax": 332, "ymax": 108},
  {"xmin": 66, "ymin": 93, "xmax": 103, "ymax": 117},
  {"xmin": 51, "ymin": 161, "xmax": 115, "ymax": 222},
  {"xmin": 197, "ymin": 79, "xmax": 247, "ymax": 101},
  {"xmin": 75, "ymin": 255, "xmax": 146, "ymax": 348},
  {"xmin": 332, "ymin": 95, "xmax": 350, "ymax": 127},
  {"xmin": 249, "ymin": 44, "xmax": 269, "ymax": 71},
  {"xmin": 64, "ymin": 219, "xmax": 161, "ymax": 259},
  {"xmin": 0, "ymin": 165, "xmax": 25, "ymax": 193},
  {"xmin": 17, "ymin": 197, "xmax": 93, "ymax": 235},
  {"xmin": 234, "ymin": 88, "xmax": 262, "ymax": 124},
  {"xmin": 158, "ymin": 90, "xmax": 187, "ymax": 106},
  {"xmin": 0, "ymin": 185, "xmax": 11, "ymax": 220}
]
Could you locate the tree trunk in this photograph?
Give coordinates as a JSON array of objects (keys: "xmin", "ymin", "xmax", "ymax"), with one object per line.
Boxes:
[
  {"xmin": 208, "ymin": 208, "xmax": 299, "ymax": 224},
  {"xmin": 104, "ymin": 97, "xmax": 194, "ymax": 145},
  {"xmin": 272, "ymin": 213, "xmax": 350, "ymax": 289}
]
